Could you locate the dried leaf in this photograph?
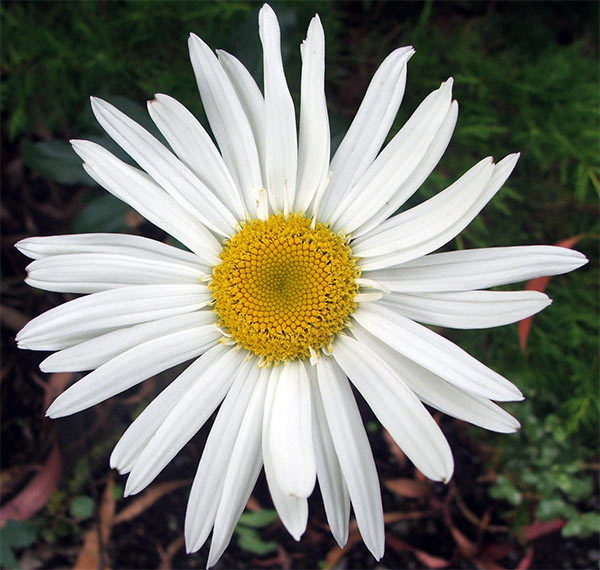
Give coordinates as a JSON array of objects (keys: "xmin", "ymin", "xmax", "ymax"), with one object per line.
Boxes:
[
  {"xmin": 453, "ymin": 482, "xmax": 507, "ymax": 533},
  {"xmin": 384, "ymin": 478, "xmax": 432, "ymax": 499},
  {"xmin": 523, "ymin": 518, "xmax": 566, "ymax": 542},
  {"xmin": 97, "ymin": 475, "xmax": 116, "ymax": 546},
  {"xmin": 443, "ymin": 492, "xmax": 476, "ymax": 557},
  {"xmin": 158, "ymin": 534, "xmax": 185, "ymax": 570},
  {"xmin": 73, "ymin": 529, "xmax": 102, "ymax": 570},
  {"xmin": 386, "ymin": 534, "xmax": 450, "ymax": 568},
  {"xmin": 245, "ymin": 496, "xmax": 262, "ymax": 512},
  {"xmin": 346, "ymin": 510, "xmax": 428, "ymax": 535},
  {"xmin": 516, "ymin": 545, "xmax": 535, "ymax": 570},
  {"xmin": 113, "ymin": 479, "xmax": 190, "ymax": 525},
  {"xmin": 323, "ymin": 531, "xmax": 363, "ymax": 570},
  {"xmin": 0, "ymin": 444, "xmax": 61, "ymax": 523},
  {"xmin": 383, "ymin": 510, "xmax": 430, "ymax": 524},
  {"xmin": 73, "ymin": 474, "xmax": 115, "ymax": 570},
  {"xmin": 481, "ymin": 542, "xmax": 513, "ymax": 562},
  {"xmin": 414, "ymin": 548, "xmax": 452, "ymax": 569}
]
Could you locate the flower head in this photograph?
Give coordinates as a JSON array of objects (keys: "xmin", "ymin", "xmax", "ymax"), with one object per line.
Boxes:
[{"xmin": 17, "ymin": 3, "xmax": 587, "ymax": 565}]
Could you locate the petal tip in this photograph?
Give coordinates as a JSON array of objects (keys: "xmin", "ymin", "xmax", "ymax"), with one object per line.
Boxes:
[
  {"xmin": 260, "ymin": 3, "xmax": 275, "ymax": 15},
  {"xmin": 123, "ymin": 479, "xmax": 136, "ymax": 498},
  {"xmin": 70, "ymin": 139, "xmax": 85, "ymax": 151},
  {"xmin": 574, "ymin": 251, "xmax": 589, "ymax": 267},
  {"xmin": 45, "ymin": 402, "xmax": 61, "ymax": 419}
]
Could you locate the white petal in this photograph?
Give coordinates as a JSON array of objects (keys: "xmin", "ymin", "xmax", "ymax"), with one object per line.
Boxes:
[
  {"xmin": 382, "ymin": 290, "xmax": 552, "ymax": 329},
  {"xmin": 333, "ymin": 334, "xmax": 454, "ymax": 482},
  {"xmin": 207, "ymin": 368, "xmax": 268, "ymax": 566},
  {"xmin": 331, "ymin": 79, "xmax": 453, "ymax": 233},
  {"xmin": 351, "ymin": 324, "xmax": 520, "ymax": 433},
  {"xmin": 362, "ymin": 245, "xmax": 589, "ymax": 292},
  {"xmin": 354, "ymin": 154, "xmax": 520, "ymax": 270},
  {"xmin": 124, "ymin": 347, "xmax": 246, "ymax": 496},
  {"xmin": 147, "ymin": 94, "xmax": 246, "ymax": 220},
  {"xmin": 71, "ymin": 140, "xmax": 221, "ymax": 265},
  {"xmin": 307, "ymin": 364, "xmax": 350, "ymax": 547},
  {"xmin": 295, "ymin": 15, "xmax": 330, "ymax": 214},
  {"xmin": 15, "ymin": 233, "xmax": 208, "ymax": 268},
  {"xmin": 110, "ymin": 343, "xmax": 231, "ymax": 474},
  {"xmin": 317, "ymin": 47, "xmax": 414, "ymax": 222},
  {"xmin": 353, "ymin": 100, "xmax": 459, "ymax": 238},
  {"xmin": 41, "ymin": 311, "xmax": 215, "ymax": 373},
  {"xmin": 185, "ymin": 358, "xmax": 261, "ymax": 552},
  {"xmin": 25, "ymin": 252, "xmax": 206, "ymax": 294},
  {"xmin": 89, "ymin": 97, "xmax": 237, "ymax": 236},
  {"xmin": 268, "ymin": 361, "xmax": 316, "ymax": 498},
  {"xmin": 17, "ymin": 284, "xmax": 211, "ymax": 351},
  {"xmin": 352, "ymin": 302, "xmax": 523, "ymax": 401},
  {"xmin": 188, "ymin": 33, "xmax": 263, "ymax": 217},
  {"xmin": 259, "ymin": 4, "xmax": 298, "ymax": 214},
  {"xmin": 354, "ymin": 155, "xmax": 492, "ymax": 256},
  {"xmin": 315, "ymin": 356, "xmax": 384, "ymax": 560},
  {"xmin": 262, "ymin": 366, "xmax": 308, "ymax": 540},
  {"xmin": 217, "ymin": 50, "xmax": 266, "ymax": 182},
  {"xmin": 46, "ymin": 324, "xmax": 219, "ymax": 418}
]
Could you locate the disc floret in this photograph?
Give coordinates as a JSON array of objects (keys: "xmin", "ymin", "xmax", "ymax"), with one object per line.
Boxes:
[{"xmin": 211, "ymin": 214, "xmax": 359, "ymax": 364}]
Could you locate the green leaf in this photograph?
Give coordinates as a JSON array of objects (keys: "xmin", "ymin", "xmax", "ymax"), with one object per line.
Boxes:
[
  {"xmin": 489, "ymin": 475, "xmax": 523, "ymax": 506},
  {"xmin": 554, "ymin": 473, "xmax": 592, "ymax": 501},
  {"xmin": 234, "ymin": 526, "xmax": 277, "ymax": 556},
  {"xmin": 0, "ymin": 521, "xmax": 37, "ymax": 548},
  {"xmin": 71, "ymin": 193, "xmax": 130, "ymax": 234},
  {"xmin": 562, "ymin": 512, "xmax": 600, "ymax": 538},
  {"xmin": 0, "ymin": 520, "xmax": 38, "ymax": 569},
  {"xmin": 535, "ymin": 498, "xmax": 577, "ymax": 520},
  {"xmin": 238, "ymin": 509, "xmax": 278, "ymax": 528},
  {"xmin": 21, "ymin": 140, "xmax": 97, "ymax": 185},
  {"xmin": 0, "ymin": 541, "xmax": 19, "ymax": 570},
  {"xmin": 69, "ymin": 495, "xmax": 96, "ymax": 519}
]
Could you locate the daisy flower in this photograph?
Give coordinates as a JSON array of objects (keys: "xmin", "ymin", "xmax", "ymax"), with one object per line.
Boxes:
[{"xmin": 17, "ymin": 3, "xmax": 587, "ymax": 565}]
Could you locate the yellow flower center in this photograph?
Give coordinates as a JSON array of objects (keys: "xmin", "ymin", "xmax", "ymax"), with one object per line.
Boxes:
[{"xmin": 211, "ymin": 213, "xmax": 359, "ymax": 364}]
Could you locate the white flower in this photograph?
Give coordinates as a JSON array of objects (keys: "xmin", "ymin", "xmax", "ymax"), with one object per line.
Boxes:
[{"xmin": 17, "ymin": 4, "xmax": 587, "ymax": 565}]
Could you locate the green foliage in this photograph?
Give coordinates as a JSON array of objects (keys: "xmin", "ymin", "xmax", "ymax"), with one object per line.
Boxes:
[
  {"xmin": 0, "ymin": 520, "xmax": 38, "ymax": 569},
  {"xmin": 69, "ymin": 495, "xmax": 96, "ymax": 520},
  {"xmin": 487, "ymin": 399, "xmax": 598, "ymax": 539},
  {"xmin": 32, "ymin": 432, "xmax": 124, "ymax": 546},
  {"xmin": 563, "ymin": 513, "xmax": 600, "ymax": 539},
  {"xmin": 238, "ymin": 509, "xmax": 279, "ymax": 528},
  {"xmin": 21, "ymin": 141, "xmax": 96, "ymax": 186},
  {"xmin": 234, "ymin": 509, "xmax": 278, "ymax": 556},
  {"xmin": 71, "ymin": 194, "xmax": 130, "ymax": 234},
  {"xmin": 235, "ymin": 526, "xmax": 278, "ymax": 556}
]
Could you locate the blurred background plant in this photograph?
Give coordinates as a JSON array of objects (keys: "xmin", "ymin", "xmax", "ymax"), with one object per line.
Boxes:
[{"xmin": 1, "ymin": 1, "xmax": 598, "ymax": 569}]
